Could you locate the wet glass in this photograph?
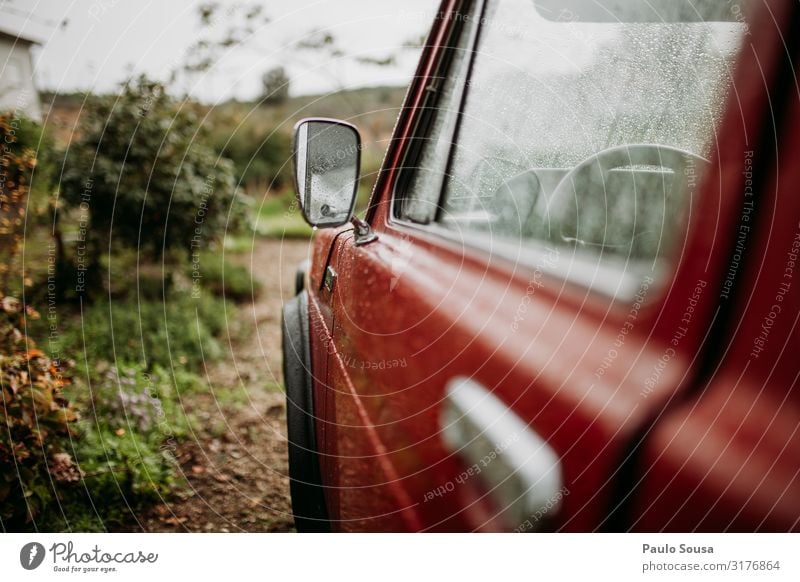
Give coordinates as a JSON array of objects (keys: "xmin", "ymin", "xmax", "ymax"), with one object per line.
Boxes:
[{"xmin": 294, "ymin": 120, "xmax": 360, "ymax": 227}]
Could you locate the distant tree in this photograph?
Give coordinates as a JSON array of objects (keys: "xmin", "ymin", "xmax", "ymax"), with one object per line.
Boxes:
[
  {"xmin": 207, "ymin": 113, "xmax": 291, "ymax": 194},
  {"xmin": 179, "ymin": 3, "xmax": 403, "ymax": 107},
  {"xmin": 260, "ymin": 66, "xmax": 290, "ymax": 104},
  {"xmin": 179, "ymin": 2, "xmax": 271, "ymax": 82}
]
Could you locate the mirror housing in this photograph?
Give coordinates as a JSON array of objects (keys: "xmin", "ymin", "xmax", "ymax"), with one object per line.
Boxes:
[{"xmin": 292, "ymin": 118, "xmax": 361, "ymax": 228}]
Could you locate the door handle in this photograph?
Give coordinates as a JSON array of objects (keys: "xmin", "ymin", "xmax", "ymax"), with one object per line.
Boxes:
[
  {"xmin": 441, "ymin": 377, "xmax": 563, "ymax": 530},
  {"xmin": 323, "ymin": 265, "xmax": 337, "ymax": 292}
]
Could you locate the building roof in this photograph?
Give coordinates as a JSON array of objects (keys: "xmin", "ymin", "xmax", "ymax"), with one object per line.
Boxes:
[{"xmin": 0, "ymin": 24, "xmax": 45, "ymax": 45}]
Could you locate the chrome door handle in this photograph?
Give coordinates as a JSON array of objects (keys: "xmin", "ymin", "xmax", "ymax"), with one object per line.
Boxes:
[
  {"xmin": 323, "ymin": 266, "xmax": 337, "ymax": 292},
  {"xmin": 441, "ymin": 377, "xmax": 563, "ymax": 530}
]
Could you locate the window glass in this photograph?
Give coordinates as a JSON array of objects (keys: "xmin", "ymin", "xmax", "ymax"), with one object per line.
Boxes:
[{"xmin": 407, "ymin": 0, "xmax": 750, "ymax": 287}]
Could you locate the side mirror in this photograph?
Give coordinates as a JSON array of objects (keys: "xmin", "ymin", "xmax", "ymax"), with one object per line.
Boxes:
[{"xmin": 292, "ymin": 118, "xmax": 360, "ymax": 228}]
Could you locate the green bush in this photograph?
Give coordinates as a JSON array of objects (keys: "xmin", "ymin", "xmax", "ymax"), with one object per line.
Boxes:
[
  {"xmin": 0, "ymin": 114, "xmax": 39, "ymax": 294},
  {"xmin": 57, "ymin": 290, "xmax": 230, "ymax": 372},
  {"xmin": 39, "ymin": 363, "xmax": 201, "ymax": 532},
  {"xmin": 59, "ymin": 76, "xmax": 245, "ymax": 267},
  {"xmin": 193, "ymin": 252, "xmax": 262, "ymax": 302},
  {"xmin": 0, "ymin": 112, "xmax": 55, "ymax": 205},
  {"xmin": 0, "ymin": 295, "xmax": 79, "ymax": 526}
]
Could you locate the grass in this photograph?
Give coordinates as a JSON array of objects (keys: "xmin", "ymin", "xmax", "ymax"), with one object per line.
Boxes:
[
  {"xmin": 9, "ymin": 240, "xmax": 258, "ymax": 532},
  {"xmin": 252, "ymin": 183, "xmax": 377, "ymax": 240},
  {"xmin": 54, "ymin": 290, "xmax": 230, "ymax": 373},
  {"xmin": 223, "ymin": 234, "xmax": 257, "ymax": 253},
  {"xmin": 253, "ymin": 190, "xmax": 313, "ymax": 239},
  {"xmin": 255, "ymin": 212, "xmax": 314, "ymax": 239},
  {"xmin": 38, "ymin": 363, "xmax": 200, "ymax": 532}
]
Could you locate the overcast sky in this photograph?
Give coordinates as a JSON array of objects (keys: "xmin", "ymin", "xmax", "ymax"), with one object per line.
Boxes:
[{"xmin": 4, "ymin": 0, "xmax": 438, "ymax": 102}]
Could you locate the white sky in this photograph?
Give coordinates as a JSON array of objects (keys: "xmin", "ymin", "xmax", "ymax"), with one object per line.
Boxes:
[{"xmin": 3, "ymin": 0, "xmax": 439, "ymax": 102}]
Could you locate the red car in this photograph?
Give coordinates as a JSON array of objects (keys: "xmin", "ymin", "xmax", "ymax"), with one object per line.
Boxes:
[{"xmin": 282, "ymin": 0, "xmax": 800, "ymax": 532}]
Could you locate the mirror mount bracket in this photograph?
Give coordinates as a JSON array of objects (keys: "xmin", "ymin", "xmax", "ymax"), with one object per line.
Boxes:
[{"xmin": 352, "ymin": 216, "xmax": 378, "ymax": 246}]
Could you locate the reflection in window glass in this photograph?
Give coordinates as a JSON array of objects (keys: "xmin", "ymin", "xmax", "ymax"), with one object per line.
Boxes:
[
  {"xmin": 401, "ymin": 5, "xmax": 478, "ymax": 224},
  {"xmin": 436, "ymin": 0, "xmax": 748, "ymax": 274}
]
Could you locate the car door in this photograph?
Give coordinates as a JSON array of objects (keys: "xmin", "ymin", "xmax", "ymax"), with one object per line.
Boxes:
[
  {"xmin": 629, "ymin": 1, "xmax": 800, "ymax": 530},
  {"xmin": 317, "ymin": 0, "xmax": 782, "ymax": 531}
]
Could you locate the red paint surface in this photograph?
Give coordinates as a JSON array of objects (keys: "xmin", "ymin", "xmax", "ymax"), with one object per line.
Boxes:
[{"xmin": 304, "ymin": 0, "xmax": 799, "ymax": 531}]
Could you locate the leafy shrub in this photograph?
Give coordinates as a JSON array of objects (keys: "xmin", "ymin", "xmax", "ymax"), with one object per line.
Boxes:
[
  {"xmin": 208, "ymin": 112, "xmax": 291, "ymax": 194},
  {"xmin": 59, "ymin": 76, "xmax": 245, "ymax": 266},
  {"xmin": 39, "ymin": 363, "xmax": 201, "ymax": 532},
  {"xmin": 80, "ymin": 364, "xmax": 195, "ymax": 495},
  {"xmin": 0, "ymin": 114, "xmax": 39, "ymax": 292},
  {"xmin": 193, "ymin": 252, "xmax": 262, "ymax": 302},
  {"xmin": 57, "ymin": 290, "xmax": 230, "ymax": 372},
  {"xmin": 0, "ymin": 295, "xmax": 79, "ymax": 526},
  {"xmin": 1, "ymin": 113, "xmax": 56, "ymax": 205},
  {"xmin": 105, "ymin": 255, "xmax": 176, "ymax": 301}
]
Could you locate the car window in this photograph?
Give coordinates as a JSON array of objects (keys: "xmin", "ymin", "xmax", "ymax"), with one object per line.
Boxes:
[
  {"xmin": 399, "ymin": 0, "xmax": 751, "ymax": 292},
  {"xmin": 398, "ymin": 1, "xmax": 479, "ymax": 224}
]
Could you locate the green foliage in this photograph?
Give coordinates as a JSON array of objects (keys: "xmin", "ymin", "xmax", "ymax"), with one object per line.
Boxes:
[
  {"xmin": 0, "ymin": 295, "xmax": 79, "ymax": 526},
  {"xmin": 192, "ymin": 252, "xmax": 262, "ymax": 302},
  {"xmin": 0, "ymin": 113, "xmax": 54, "ymax": 191},
  {"xmin": 10, "ymin": 115, "xmax": 57, "ymax": 205},
  {"xmin": 79, "ymin": 364, "xmax": 194, "ymax": 494},
  {"xmin": 6, "ymin": 285, "xmax": 221, "ymax": 530},
  {"xmin": 39, "ymin": 363, "xmax": 202, "ymax": 532},
  {"xmin": 208, "ymin": 113, "xmax": 291, "ymax": 194},
  {"xmin": 2, "ymin": 85, "xmax": 252, "ymax": 526},
  {"xmin": 261, "ymin": 66, "xmax": 290, "ymax": 104},
  {"xmin": 59, "ymin": 76, "xmax": 244, "ymax": 264},
  {"xmin": 57, "ymin": 290, "xmax": 230, "ymax": 373}
]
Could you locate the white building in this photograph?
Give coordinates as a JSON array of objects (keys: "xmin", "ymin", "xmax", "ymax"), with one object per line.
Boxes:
[{"xmin": 0, "ymin": 26, "xmax": 42, "ymax": 121}]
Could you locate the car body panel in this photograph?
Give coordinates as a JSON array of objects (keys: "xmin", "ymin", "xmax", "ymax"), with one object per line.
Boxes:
[
  {"xmin": 294, "ymin": 0, "xmax": 800, "ymax": 532},
  {"xmin": 631, "ymin": 54, "xmax": 800, "ymax": 530}
]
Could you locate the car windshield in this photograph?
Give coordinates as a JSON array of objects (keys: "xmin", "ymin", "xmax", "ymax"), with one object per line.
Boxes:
[{"xmin": 417, "ymin": 0, "xmax": 752, "ymax": 284}]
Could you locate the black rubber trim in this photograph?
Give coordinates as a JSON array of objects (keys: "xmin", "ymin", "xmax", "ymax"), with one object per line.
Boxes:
[
  {"xmin": 295, "ymin": 259, "xmax": 309, "ymax": 296},
  {"xmin": 282, "ymin": 291, "xmax": 330, "ymax": 532},
  {"xmin": 392, "ymin": 0, "xmax": 476, "ymax": 223}
]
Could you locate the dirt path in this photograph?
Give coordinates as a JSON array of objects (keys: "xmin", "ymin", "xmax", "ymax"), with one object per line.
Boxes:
[{"xmin": 142, "ymin": 238, "xmax": 310, "ymax": 532}]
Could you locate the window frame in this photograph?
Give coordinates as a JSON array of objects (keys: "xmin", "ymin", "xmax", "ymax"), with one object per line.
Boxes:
[
  {"xmin": 390, "ymin": 0, "xmax": 483, "ymax": 225},
  {"xmin": 386, "ymin": 0, "xmax": 742, "ymax": 302}
]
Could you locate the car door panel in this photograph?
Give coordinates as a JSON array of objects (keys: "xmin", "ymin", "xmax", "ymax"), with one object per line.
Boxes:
[
  {"xmin": 324, "ymin": 225, "xmax": 703, "ymax": 531},
  {"xmin": 630, "ymin": 70, "xmax": 800, "ymax": 532},
  {"xmin": 302, "ymin": 0, "xmax": 797, "ymax": 533}
]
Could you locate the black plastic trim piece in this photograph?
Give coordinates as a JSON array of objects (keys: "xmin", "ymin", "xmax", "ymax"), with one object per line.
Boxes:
[
  {"xmin": 391, "ymin": 0, "xmax": 479, "ymax": 224},
  {"xmin": 281, "ymin": 291, "xmax": 330, "ymax": 532},
  {"xmin": 295, "ymin": 260, "xmax": 309, "ymax": 296}
]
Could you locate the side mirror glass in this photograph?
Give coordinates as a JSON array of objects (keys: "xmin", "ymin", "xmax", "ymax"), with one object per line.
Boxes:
[{"xmin": 293, "ymin": 118, "xmax": 360, "ymax": 228}]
